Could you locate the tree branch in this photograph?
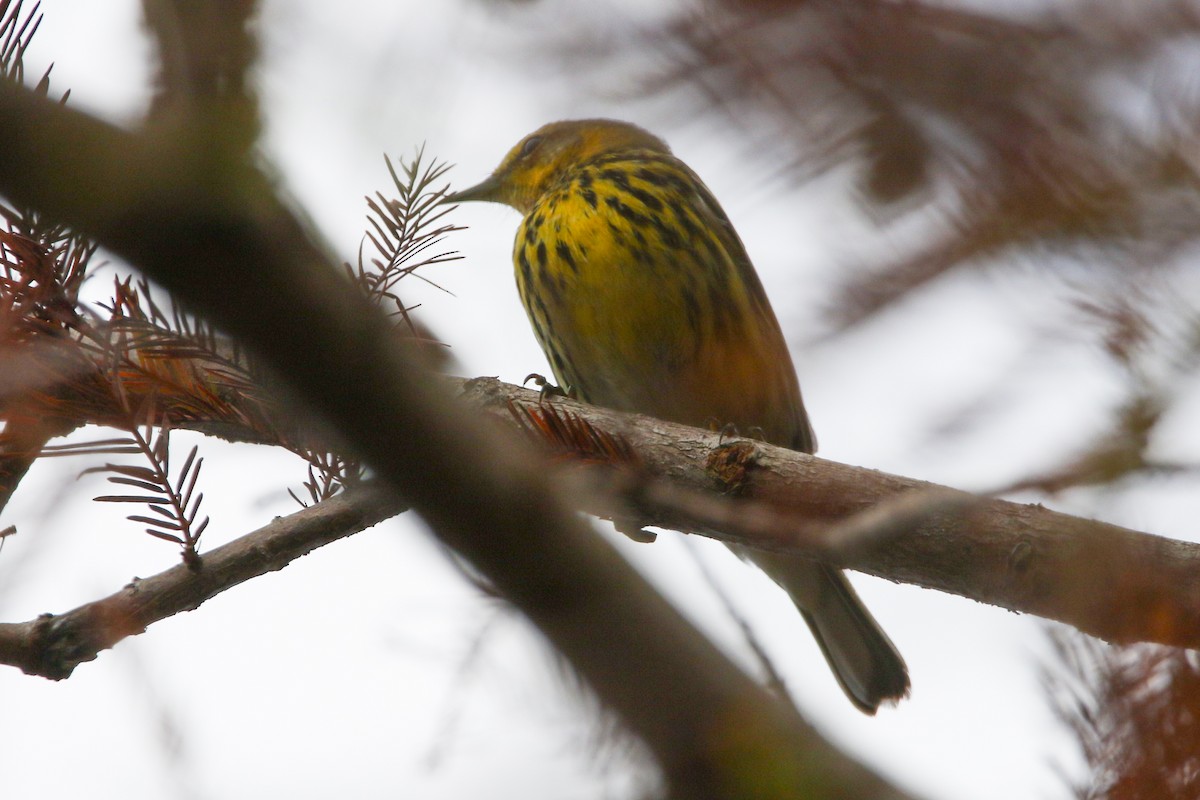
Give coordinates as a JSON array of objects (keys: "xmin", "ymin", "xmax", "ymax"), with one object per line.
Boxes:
[
  {"xmin": 455, "ymin": 376, "xmax": 1200, "ymax": 650},
  {"xmin": 0, "ymin": 484, "xmax": 405, "ymax": 679}
]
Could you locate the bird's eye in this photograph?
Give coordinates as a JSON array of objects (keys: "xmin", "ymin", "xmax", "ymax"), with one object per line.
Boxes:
[{"xmin": 519, "ymin": 136, "xmax": 544, "ymax": 158}]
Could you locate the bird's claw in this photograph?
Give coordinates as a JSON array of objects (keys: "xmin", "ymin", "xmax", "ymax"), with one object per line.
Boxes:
[
  {"xmin": 524, "ymin": 373, "xmax": 567, "ymax": 403},
  {"xmin": 710, "ymin": 420, "xmax": 740, "ymax": 445},
  {"xmin": 707, "ymin": 419, "xmax": 767, "ymax": 445}
]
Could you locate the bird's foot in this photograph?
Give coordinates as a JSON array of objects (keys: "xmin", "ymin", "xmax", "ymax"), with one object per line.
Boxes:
[
  {"xmin": 524, "ymin": 373, "xmax": 567, "ymax": 404},
  {"xmin": 706, "ymin": 419, "xmax": 767, "ymax": 445}
]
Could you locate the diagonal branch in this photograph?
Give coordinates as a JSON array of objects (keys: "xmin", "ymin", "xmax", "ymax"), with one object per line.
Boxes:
[{"xmin": 0, "ymin": 483, "xmax": 405, "ymax": 679}]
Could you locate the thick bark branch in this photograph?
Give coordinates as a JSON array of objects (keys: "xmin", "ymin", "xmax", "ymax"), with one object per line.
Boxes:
[{"xmin": 455, "ymin": 376, "xmax": 1200, "ymax": 650}]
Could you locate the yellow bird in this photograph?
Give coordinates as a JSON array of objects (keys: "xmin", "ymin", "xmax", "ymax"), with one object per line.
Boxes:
[{"xmin": 448, "ymin": 119, "xmax": 909, "ymax": 713}]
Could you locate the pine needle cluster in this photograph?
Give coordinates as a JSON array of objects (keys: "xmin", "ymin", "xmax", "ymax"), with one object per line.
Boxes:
[{"xmin": 0, "ymin": 0, "xmax": 459, "ymax": 562}]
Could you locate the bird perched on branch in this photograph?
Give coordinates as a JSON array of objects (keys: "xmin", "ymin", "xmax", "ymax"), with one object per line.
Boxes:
[{"xmin": 447, "ymin": 118, "xmax": 909, "ymax": 713}]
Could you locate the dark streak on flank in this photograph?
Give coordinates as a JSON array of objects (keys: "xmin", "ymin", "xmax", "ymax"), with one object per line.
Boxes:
[
  {"xmin": 599, "ymin": 168, "xmax": 631, "ymax": 190},
  {"xmin": 515, "ymin": 278, "xmax": 530, "ymax": 312},
  {"xmin": 645, "ymin": 212, "xmax": 683, "ymax": 250},
  {"xmin": 555, "ymin": 241, "xmax": 578, "ymax": 273},
  {"xmin": 662, "ymin": 171, "xmax": 695, "ymax": 197},
  {"xmin": 634, "ymin": 167, "xmax": 669, "ymax": 187},
  {"xmin": 550, "ymin": 350, "xmax": 569, "ymax": 380},
  {"xmin": 536, "ymin": 240, "xmax": 548, "ymax": 270},
  {"xmin": 544, "ymin": 338, "xmax": 584, "ymax": 402},
  {"xmin": 625, "ymin": 184, "xmax": 664, "ymax": 213},
  {"xmin": 517, "ymin": 247, "xmax": 534, "ymax": 290},
  {"xmin": 681, "ymin": 282, "xmax": 702, "ymax": 335},
  {"xmin": 606, "ymin": 220, "xmax": 627, "ymax": 247},
  {"xmin": 539, "ymin": 264, "xmax": 563, "ymax": 306},
  {"xmin": 696, "ymin": 226, "xmax": 724, "ymax": 266},
  {"xmin": 604, "ymin": 195, "xmax": 652, "ymax": 230},
  {"xmin": 531, "ymin": 291, "xmax": 553, "ymax": 334},
  {"xmin": 669, "ymin": 199, "xmax": 702, "ymax": 239},
  {"xmin": 707, "ymin": 274, "xmax": 731, "ymax": 337},
  {"xmin": 630, "ymin": 242, "xmax": 651, "ymax": 265}
]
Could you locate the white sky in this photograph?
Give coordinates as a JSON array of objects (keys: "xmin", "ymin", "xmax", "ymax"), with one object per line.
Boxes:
[{"xmin": 8, "ymin": 1, "xmax": 1198, "ymax": 798}]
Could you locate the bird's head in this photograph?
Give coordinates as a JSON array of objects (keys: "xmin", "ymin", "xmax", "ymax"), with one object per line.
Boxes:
[{"xmin": 445, "ymin": 119, "xmax": 670, "ymax": 214}]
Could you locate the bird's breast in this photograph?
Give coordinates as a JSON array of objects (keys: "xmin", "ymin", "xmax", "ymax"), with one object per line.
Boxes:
[{"xmin": 510, "ymin": 166, "xmax": 811, "ymax": 449}]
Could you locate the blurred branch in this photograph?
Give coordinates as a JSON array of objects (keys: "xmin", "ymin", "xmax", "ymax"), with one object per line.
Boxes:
[
  {"xmin": 142, "ymin": 0, "xmax": 260, "ymax": 145},
  {"xmin": 0, "ymin": 76, "xmax": 914, "ymax": 800},
  {"xmin": 0, "ymin": 483, "xmax": 404, "ymax": 679},
  {"xmin": 1046, "ymin": 629, "xmax": 1200, "ymax": 799},
  {"xmin": 598, "ymin": 0, "xmax": 1200, "ymax": 328}
]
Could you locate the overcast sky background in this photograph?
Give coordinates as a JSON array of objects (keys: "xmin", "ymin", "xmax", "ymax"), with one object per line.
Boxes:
[{"xmin": 8, "ymin": 1, "xmax": 1198, "ymax": 798}]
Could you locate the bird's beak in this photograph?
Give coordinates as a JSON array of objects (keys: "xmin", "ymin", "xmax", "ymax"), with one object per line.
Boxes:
[{"xmin": 443, "ymin": 173, "xmax": 503, "ymax": 205}]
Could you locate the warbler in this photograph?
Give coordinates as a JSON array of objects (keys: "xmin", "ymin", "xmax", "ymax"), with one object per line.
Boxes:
[{"xmin": 447, "ymin": 119, "xmax": 909, "ymax": 713}]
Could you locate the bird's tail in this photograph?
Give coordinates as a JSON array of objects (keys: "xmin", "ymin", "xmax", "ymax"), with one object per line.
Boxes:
[{"xmin": 747, "ymin": 552, "xmax": 910, "ymax": 714}]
